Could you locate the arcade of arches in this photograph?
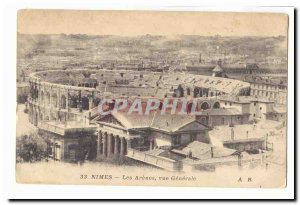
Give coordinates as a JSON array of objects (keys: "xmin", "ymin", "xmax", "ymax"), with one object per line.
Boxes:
[{"xmin": 173, "ymin": 85, "xmax": 226, "ymax": 98}]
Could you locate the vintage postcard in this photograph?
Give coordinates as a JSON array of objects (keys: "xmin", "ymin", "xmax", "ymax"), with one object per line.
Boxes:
[{"xmin": 16, "ymin": 9, "xmax": 289, "ymax": 188}]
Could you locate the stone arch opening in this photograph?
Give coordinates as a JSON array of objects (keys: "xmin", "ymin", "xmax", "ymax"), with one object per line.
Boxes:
[
  {"xmin": 52, "ymin": 93, "xmax": 58, "ymax": 107},
  {"xmin": 213, "ymin": 102, "xmax": 220, "ymax": 109},
  {"xmin": 41, "ymin": 91, "xmax": 44, "ymax": 104},
  {"xmin": 186, "ymin": 102, "xmax": 193, "ymax": 113},
  {"xmin": 186, "ymin": 88, "xmax": 191, "ymax": 96},
  {"xmin": 51, "ymin": 112, "xmax": 57, "ymax": 121},
  {"xmin": 200, "ymin": 102, "xmax": 210, "ymax": 110},
  {"xmin": 194, "ymin": 87, "xmax": 200, "ymax": 97},
  {"xmin": 61, "ymin": 95, "xmax": 67, "ymax": 109},
  {"xmin": 81, "ymin": 96, "xmax": 89, "ymax": 110},
  {"xmin": 46, "ymin": 92, "xmax": 51, "ymax": 105},
  {"xmin": 69, "ymin": 94, "xmax": 78, "ymax": 108},
  {"xmin": 39, "ymin": 113, "xmax": 43, "ymax": 120},
  {"xmin": 93, "ymin": 98, "xmax": 101, "ymax": 108},
  {"xmin": 175, "ymin": 85, "xmax": 184, "ymax": 97}
]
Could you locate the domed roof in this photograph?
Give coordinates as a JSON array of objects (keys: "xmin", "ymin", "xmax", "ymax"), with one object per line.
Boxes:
[{"xmin": 212, "ymin": 64, "xmax": 224, "ymax": 72}]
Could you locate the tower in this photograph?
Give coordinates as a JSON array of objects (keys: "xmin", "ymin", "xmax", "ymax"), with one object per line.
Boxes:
[{"xmin": 212, "ymin": 59, "xmax": 224, "ymax": 77}]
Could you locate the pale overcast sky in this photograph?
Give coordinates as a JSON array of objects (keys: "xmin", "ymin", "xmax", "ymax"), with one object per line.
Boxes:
[{"xmin": 18, "ymin": 10, "xmax": 288, "ymax": 36}]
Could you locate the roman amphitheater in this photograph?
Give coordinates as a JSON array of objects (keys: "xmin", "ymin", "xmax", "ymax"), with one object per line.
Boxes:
[
  {"xmin": 28, "ymin": 69, "xmax": 250, "ymax": 123},
  {"xmin": 27, "ymin": 69, "xmax": 275, "ymax": 171}
]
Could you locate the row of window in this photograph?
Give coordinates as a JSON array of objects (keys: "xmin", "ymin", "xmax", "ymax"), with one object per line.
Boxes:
[
  {"xmin": 252, "ymin": 84, "xmax": 278, "ymax": 90},
  {"xmin": 251, "ymin": 90, "xmax": 277, "ymax": 98}
]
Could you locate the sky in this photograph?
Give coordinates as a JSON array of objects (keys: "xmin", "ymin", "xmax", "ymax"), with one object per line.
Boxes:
[{"xmin": 17, "ymin": 10, "xmax": 288, "ymax": 37}]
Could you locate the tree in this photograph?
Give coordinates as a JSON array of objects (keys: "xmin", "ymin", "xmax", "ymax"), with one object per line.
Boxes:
[
  {"xmin": 16, "ymin": 133, "xmax": 47, "ymax": 163},
  {"xmin": 17, "ymin": 93, "xmax": 28, "ymax": 104}
]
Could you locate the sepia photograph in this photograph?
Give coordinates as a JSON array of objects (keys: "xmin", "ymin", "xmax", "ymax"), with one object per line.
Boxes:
[{"xmin": 15, "ymin": 9, "xmax": 290, "ymax": 189}]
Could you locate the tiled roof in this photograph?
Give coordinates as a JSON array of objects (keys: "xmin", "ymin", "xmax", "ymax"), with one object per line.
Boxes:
[
  {"xmin": 111, "ymin": 110, "xmax": 201, "ymax": 132},
  {"xmin": 151, "ymin": 113, "xmax": 198, "ymax": 132},
  {"xmin": 181, "ymin": 141, "xmax": 237, "ymax": 160},
  {"xmin": 220, "ymin": 96, "xmax": 274, "ymax": 104},
  {"xmin": 200, "ymin": 108, "xmax": 244, "ymax": 116},
  {"xmin": 97, "ymin": 100, "xmax": 208, "ymax": 133},
  {"xmin": 208, "ymin": 121, "xmax": 278, "ymax": 142},
  {"xmin": 160, "ymin": 73, "xmax": 249, "ymax": 94}
]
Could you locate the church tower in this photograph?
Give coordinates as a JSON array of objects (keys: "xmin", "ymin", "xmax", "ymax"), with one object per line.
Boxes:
[{"xmin": 212, "ymin": 59, "xmax": 225, "ymax": 77}]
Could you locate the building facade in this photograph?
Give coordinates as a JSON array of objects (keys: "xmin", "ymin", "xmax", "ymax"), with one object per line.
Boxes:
[{"xmin": 250, "ymin": 81, "xmax": 287, "ymax": 105}]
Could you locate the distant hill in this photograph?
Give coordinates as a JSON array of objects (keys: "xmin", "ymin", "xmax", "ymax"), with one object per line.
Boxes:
[{"xmin": 17, "ymin": 33, "xmax": 287, "ymax": 75}]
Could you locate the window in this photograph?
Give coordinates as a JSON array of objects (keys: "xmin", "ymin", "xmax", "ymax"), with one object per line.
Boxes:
[
  {"xmin": 200, "ymin": 102, "xmax": 209, "ymax": 110},
  {"xmin": 172, "ymin": 135, "xmax": 181, "ymax": 145},
  {"xmin": 260, "ymin": 107, "xmax": 262, "ymax": 110},
  {"xmin": 254, "ymin": 102, "xmax": 257, "ymax": 106},
  {"xmin": 225, "ymin": 102, "xmax": 227, "ymax": 105},
  {"xmin": 213, "ymin": 102, "xmax": 220, "ymax": 109}
]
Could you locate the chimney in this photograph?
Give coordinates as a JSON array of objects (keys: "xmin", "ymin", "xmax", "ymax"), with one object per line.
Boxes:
[{"xmin": 231, "ymin": 127, "xmax": 234, "ymax": 140}]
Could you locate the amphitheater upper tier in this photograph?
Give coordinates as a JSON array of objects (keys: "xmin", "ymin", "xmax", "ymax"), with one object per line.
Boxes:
[{"xmin": 29, "ymin": 69, "xmax": 250, "ymax": 97}]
